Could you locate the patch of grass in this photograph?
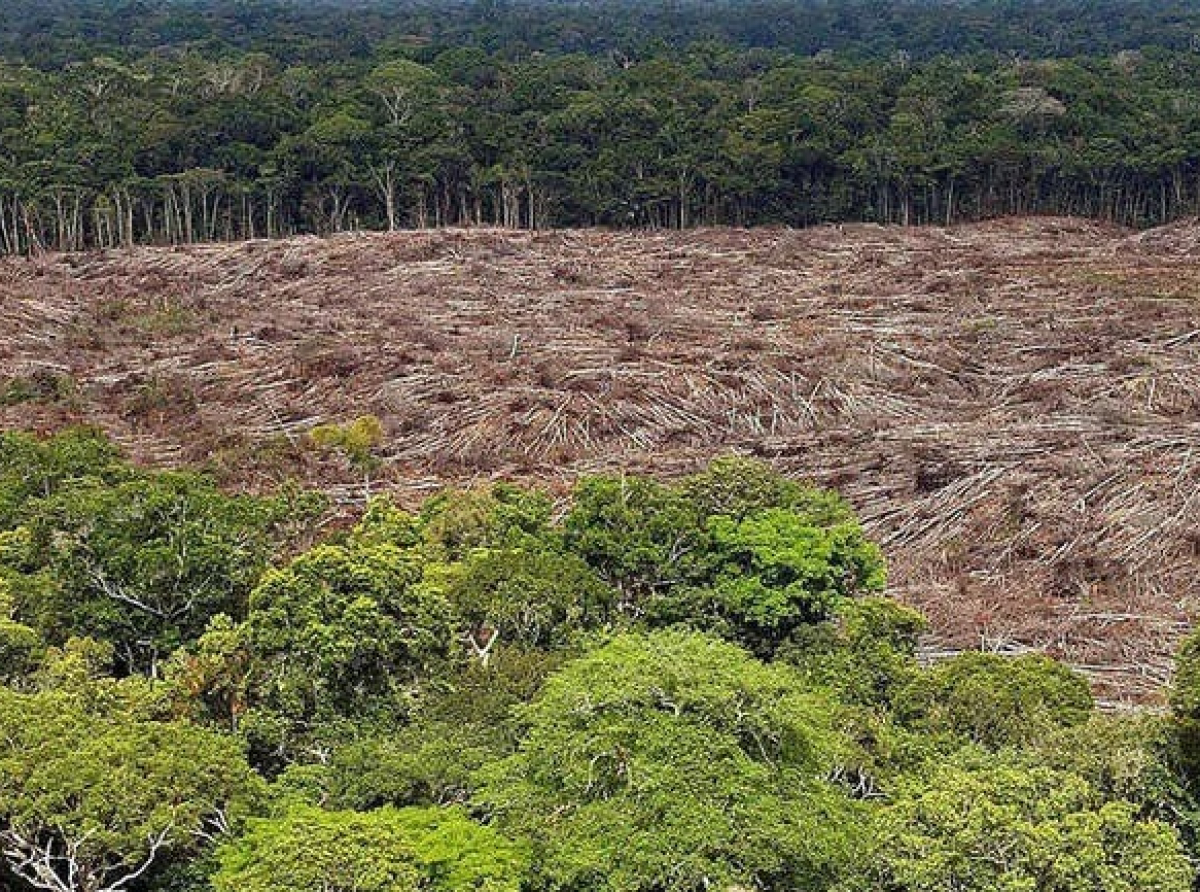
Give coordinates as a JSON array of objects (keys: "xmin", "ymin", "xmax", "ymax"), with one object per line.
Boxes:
[
  {"xmin": 133, "ymin": 303, "xmax": 198, "ymax": 337},
  {"xmin": 0, "ymin": 370, "xmax": 77, "ymax": 406}
]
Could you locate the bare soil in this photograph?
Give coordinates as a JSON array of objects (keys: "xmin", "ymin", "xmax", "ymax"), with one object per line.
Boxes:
[{"xmin": 3, "ymin": 217, "xmax": 1199, "ymax": 704}]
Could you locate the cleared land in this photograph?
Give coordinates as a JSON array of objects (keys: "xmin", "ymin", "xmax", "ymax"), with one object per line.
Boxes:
[{"xmin": 3, "ymin": 218, "xmax": 1199, "ymax": 703}]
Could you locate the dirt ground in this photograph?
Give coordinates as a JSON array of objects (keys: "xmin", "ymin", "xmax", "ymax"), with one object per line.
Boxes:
[{"xmin": 3, "ymin": 217, "xmax": 1199, "ymax": 704}]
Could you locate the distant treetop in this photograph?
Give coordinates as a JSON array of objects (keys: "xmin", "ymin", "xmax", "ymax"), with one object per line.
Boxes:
[{"xmin": 4, "ymin": 0, "xmax": 1200, "ymax": 64}]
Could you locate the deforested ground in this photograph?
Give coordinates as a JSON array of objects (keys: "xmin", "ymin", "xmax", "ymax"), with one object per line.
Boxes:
[{"xmin": 3, "ymin": 217, "xmax": 1199, "ymax": 704}]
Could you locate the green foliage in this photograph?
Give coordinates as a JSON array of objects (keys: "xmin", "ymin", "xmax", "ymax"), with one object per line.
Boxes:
[
  {"xmin": 672, "ymin": 506, "xmax": 886, "ymax": 656},
  {"xmin": 783, "ymin": 596, "xmax": 927, "ymax": 707},
  {"xmin": 0, "ymin": 428, "xmax": 124, "ymax": 527},
  {"xmin": 0, "ymin": 684, "xmax": 261, "ymax": 892},
  {"xmin": 0, "ymin": 615, "xmax": 42, "ymax": 683},
  {"xmin": 1035, "ymin": 714, "xmax": 1200, "ymax": 832},
  {"xmin": 212, "ymin": 805, "xmax": 528, "ymax": 892},
  {"xmin": 432, "ymin": 544, "xmax": 615, "ymax": 653},
  {"xmin": 846, "ymin": 755, "xmax": 1192, "ymax": 892},
  {"xmin": 165, "ymin": 614, "xmax": 257, "ymax": 733},
  {"xmin": 564, "ymin": 473, "xmax": 707, "ymax": 603},
  {"xmin": 895, "ymin": 651, "xmax": 1094, "ymax": 749},
  {"xmin": 266, "ymin": 646, "xmax": 561, "ymax": 812},
  {"xmin": 1170, "ymin": 625, "xmax": 1200, "ymax": 720},
  {"xmin": 1166, "ymin": 626, "xmax": 1200, "ymax": 807},
  {"xmin": 6, "ymin": 470, "xmax": 315, "ymax": 675},
  {"xmin": 3, "ymin": 432, "xmax": 1188, "ymax": 892},
  {"xmin": 348, "ymin": 496, "xmax": 422, "ymax": 549},
  {"xmin": 0, "ymin": 371, "xmax": 75, "ymax": 408},
  {"xmin": 682, "ymin": 456, "xmax": 857, "ymax": 523},
  {"xmin": 272, "ymin": 644, "xmax": 573, "ymax": 812},
  {"xmin": 12, "ymin": 25, "xmax": 1200, "ymax": 250},
  {"xmin": 308, "ymin": 415, "xmax": 385, "ymax": 479},
  {"xmin": 0, "ymin": 583, "xmax": 42, "ymax": 684},
  {"xmin": 0, "ymin": 429, "xmax": 324, "ymax": 676},
  {"xmin": 417, "ymin": 484, "xmax": 558, "ymax": 560},
  {"xmin": 479, "ymin": 630, "xmax": 863, "ymax": 892},
  {"xmin": 245, "ymin": 542, "xmax": 456, "ymax": 741},
  {"xmin": 315, "ymin": 722, "xmax": 503, "ymax": 811},
  {"xmin": 30, "ymin": 636, "xmax": 178, "ymax": 723},
  {"xmin": 565, "ymin": 460, "xmax": 884, "ymax": 655}
]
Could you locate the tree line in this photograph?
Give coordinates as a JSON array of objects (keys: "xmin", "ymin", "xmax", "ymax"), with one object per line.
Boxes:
[
  {"xmin": 5, "ymin": 428, "xmax": 1200, "ymax": 892},
  {"xmin": 5, "ymin": 5, "xmax": 1200, "ymax": 251},
  {"xmin": 6, "ymin": 0, "xmax": 1200, "ymax": 68}
]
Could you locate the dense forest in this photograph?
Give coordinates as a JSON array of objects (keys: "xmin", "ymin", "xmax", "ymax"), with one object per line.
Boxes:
[
  {"xmin": 7, "ymin": 4, "xmax": 1200, "ymax": 891},
  {"xmin": 5, "ymin": 428, "xmax": 1200, "ymax": 892},
  {"xmin": 5, "ymin": 1, "xmax": 1200, "ymax": 251}
]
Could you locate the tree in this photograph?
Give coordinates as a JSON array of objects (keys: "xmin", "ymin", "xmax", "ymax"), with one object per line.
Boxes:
[
  {"xmin": 783, "ymin": 595, "xmax": 927, "ymax": 708},
  {"xmin": 366, "ymin": 60, "xmax": 442, "ymax": 129},
  {"xmin": 165, "ymin": 614, "xmax": 257, "ymax": 734},
  {"xmin": 478, "ymin": 630, "xmax": 862, "ymax": 892},
  {"xmin": 212, "ymin": 805, "xmax": 527, "ymax": 892},
  {"xmin": 415, "ymin": 483, "xmax": 558, "ymax": 561},
  {"xmin": 0, "ymin": 429, "xmax": 124, "ymax": 529},
  {"xmin": 846, "ymin": 756, "xmax": 1192, "ymax": 892},
  {"xmin": 1169, "ymin": 625, "xmax": 1200, "ymax": 723},
  {"xmin": 431, "ymin": 544, "xmax": 615, "ymax": 660},
  {"xmin": 1035, "ymin": 713, "xmax": 1199, "ymax": 835},
  {"xmin": 279, "ymin": 644, "xmax": 564, "ymax": 813},
  {"xmin": 5, "ymin": 470, "xmax": 314, "ymax": 676},
  {"xmin": 245, "ymin": 541, "xmax": 457, "ymax": 736},
  {"xmin": 563, "ymin": 473, "xmax": 707, "ymax": 607},
  {"xmin": 1168, "ymin": 625, "xmax": 1200, "ymax": 785},
  {"xmin": 895, "ymin": 651, "xmax": 1094, "ymax": 749},
  {"xmin": 308, "ymin": 415, "xmax": 385, "ymax": 494},
  {"xmin": 561, "ymin": 462, "xmax": 887, "ymax": 655},
  {"xmin": 672, "ymin": 505, "xmax": 886, "ymax": 656},
  {"xmin": 0, "ymin": 686, "xmax": 260, "ymax": 892},
  {"xmin": 0, "ymin": 580, "xmax": 42, "ymax": 685}
]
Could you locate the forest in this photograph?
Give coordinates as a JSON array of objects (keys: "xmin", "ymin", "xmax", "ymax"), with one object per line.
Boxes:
[
  {"xmin": 5, "ymin": 0, "xmax": 1200, "ymax": 250},
  {"xmin": 5, "ymin": 2, "xmax": 1200, "ymax": 890},
  {"xmin": 4, "ymin": 427, "xmax": 1200, "ymax": 892}
]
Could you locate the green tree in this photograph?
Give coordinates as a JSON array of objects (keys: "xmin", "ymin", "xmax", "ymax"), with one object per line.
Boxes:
[
  {"xmin": 672, "ymin": 505, "xmax": 886, "ymax": 656},
  {"xmin": 563, "ymin": 473, "xmax": 707, "ymax": 606},
  {"xmin": 430, "ymin": 544, "xmax": 614, "ymax": 660},
  {"xmin": 1167, "ymin": 625, "xmax": 1200, "ymax": 792},
  {"xmin": 6, "ymin": 471, "xmax": 314, "ymax": 675},
  {"xmin": 564, "ymin": 461, "xmax": 885, "ymax": 654},
  {"xmin": 0, "ymin": 685, "xmax": 260, "ymax": 892},
  {"xmin": 283, "ymin": 645, "xmax": 563, "ymax": 812},
  {"xmin": 1035, "ymin": 713, "xmax": 1199, "ymax": 834},
  {"xmin": 846, "ymin": 756, "xmax": 1192, "ymax": 892},
  {"xmin": 0, "ymin": 428, "xmax": 123, "ymax": 529},
  {"xmin": 212, "ymin": 805, "xmax": 527, "ymax": 892},
  {"xmin": 245, "ymin": 541, "xmax": 456, "ymax": 740},
  {"xmin": 0, "ymin": 576, "xmax": 42, "ymax": 685},
  {"xmin": 478, "ymin": 630, "xmax": 862, "ymax": 892},
  {"xmin": 783, "ymin": 595, "xmax": 927, "ymax": 708},
  {"xmin": 415, "ymin": 484, "xmax": 557, "ymax": 561},
  {"xmin": 895, "ymin": 651, "xmax": 1094, "ymax": 749},
  {"xmin": 308, "ymin": 415, "xmax": 385, "ymax": 493}
]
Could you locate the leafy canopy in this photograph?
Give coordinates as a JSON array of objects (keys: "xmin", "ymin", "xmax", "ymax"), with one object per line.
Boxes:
[
  {"xmin": 212, "ymin": 805, "xmax": 527, "ymax": 892},
  {"xmin": 847, "ymin": 754, "xmax": 1192, "ymax": 892},
  {"xmin": 894, "ymin": 650, "xmax": 1094, "ymax": 749},
  {"xmin": 0, "ymin": 682, "xmax": 261, "ymax": 892},
  {"xmin": 479, "ymin": 630, "xmax": 863, "ymax": 892}
]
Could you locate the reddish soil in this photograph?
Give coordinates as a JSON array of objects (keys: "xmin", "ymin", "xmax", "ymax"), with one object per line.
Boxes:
[{"xmin": 3, "ymin": 217, "xmax": 1199, "ymax": 704}]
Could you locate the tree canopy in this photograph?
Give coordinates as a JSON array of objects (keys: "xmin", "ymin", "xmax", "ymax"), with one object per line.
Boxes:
[
  {"xmin": 4, "ymin": 2, "xmax": 1200, "ymax": 252},
  {"xmin": 478, "ymin": 630, "xmax": 862, "ymax": 892},
  {"xmin": 2, "ymin": 428, "xmax": 1200, "ymax": 892}
]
